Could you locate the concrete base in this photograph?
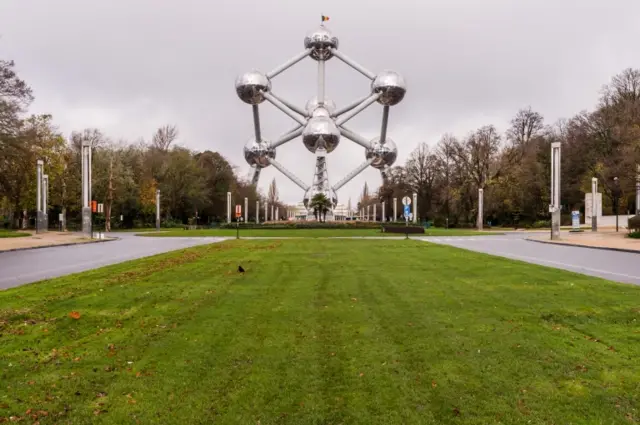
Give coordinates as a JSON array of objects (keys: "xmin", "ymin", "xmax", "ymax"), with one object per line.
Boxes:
[
  {"xmin": 82, "ymin": 207, "xmax": 92, "ymax": 237},
  {"xmin": 551, "ymin": 209, "xmax": 561, "ymax": 240},
  {"xmin": 36, "ymin": 211, "xmax": 47, "ymax": 233}
]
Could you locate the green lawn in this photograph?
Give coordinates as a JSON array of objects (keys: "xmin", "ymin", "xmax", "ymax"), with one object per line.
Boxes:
[
  {"xmin": 1, "ymin": 240, "xmax": 638, "ymax": 424},
  {"xmin": 0, "ymin": 229, "xmax": 30, "ymax": 238},
  {"xmin": 138, "ymin": 227, "xmax": 500, "ymax": 238}
]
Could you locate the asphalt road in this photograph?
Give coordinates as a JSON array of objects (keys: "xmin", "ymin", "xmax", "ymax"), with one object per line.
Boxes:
[
  {"xmin": 418, "ymin": 233, "xmax": 640, "ymax": 286},
  {"xmin": 0, "ymin": 233, "xmax": 227, "ymax": 290}
]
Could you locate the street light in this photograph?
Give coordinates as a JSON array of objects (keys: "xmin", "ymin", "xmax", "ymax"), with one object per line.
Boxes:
[{"xmin": 613, "ymin": 177, "xmax": 621, "ymax": 232}]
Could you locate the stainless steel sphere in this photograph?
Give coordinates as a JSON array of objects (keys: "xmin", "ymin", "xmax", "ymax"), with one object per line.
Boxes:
[
  {"xmin": 371, "ymin": 71, "xmax": 406, "ymax": 106},
  {"xmin": 305, "ymin": 96, "xmax": 337, "ymax": 115},
  {"xmin": 302, "ymin": 116, "xmax": 340, "ymax": 153},
  {"xmin": 243, "ymin": 137, "xmax": 275, "ymax": 168},
  {"xmin": 304, "ymin": 26, "xmax": 339, "ymax": 60},
  {"xmin": 366, "ymin": 137, "xmax": 397, "ymax": 169},
  {"xmin": 235, "ymin": 71, "xmax": 271, "ymax": 105}
]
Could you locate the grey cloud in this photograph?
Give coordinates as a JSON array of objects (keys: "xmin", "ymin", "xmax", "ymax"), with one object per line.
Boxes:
[{"xmin": 1, "ymin": 0, "xmax": 639, "ymax": 205}]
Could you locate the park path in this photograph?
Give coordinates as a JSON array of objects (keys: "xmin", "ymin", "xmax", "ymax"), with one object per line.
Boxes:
[
  {"xmin": 419, "ymin": 233, "xmax": 640, "ymax": 286},
  {"xmin": 0, "ymin": 233, "xmax": 227, "ymax": 290}
]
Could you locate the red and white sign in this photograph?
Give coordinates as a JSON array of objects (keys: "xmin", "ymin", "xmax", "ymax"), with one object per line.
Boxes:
[{"xmin": 235, "ymin": 205, "xmax": 242, "ymax": 218}]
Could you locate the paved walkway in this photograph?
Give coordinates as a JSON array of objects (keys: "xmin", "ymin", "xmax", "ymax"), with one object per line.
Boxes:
[
  {"xmin": 0, "ymin": 231, "xmax": 107, "ymax": 252},
  {"xmin": 527, "ymin": 229, "xmax": 640, "ymax": 252},
  {"xmin": 0, "ymin": 233, "xmax": 228, "ymax": 290},
  {"xmin": 419, "ymin": 233, "xmax": 640, "ymax": 286}
]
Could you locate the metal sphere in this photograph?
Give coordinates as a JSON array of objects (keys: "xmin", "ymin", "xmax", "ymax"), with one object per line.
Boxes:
[
  {"xmin": 371, "ymin": 70, "xmax": 406, "ymax": 106},
  {"xmin": 302, "ymin": 116, "xmax": 340, "ymax": 153},
  {"xmin": 243, "ymin": 138, "xmax": 275, "ymax": 168},
  {"xmin": 366, "ymin": 137, "xmax": 398, "ymax": 169},
  {"xmin": 235, "ymin": 71, "xmax": 271, "ymax": 105},
  {"xmin": 305, "ymin": 96, "xmax": 337, "ymax": 115},
  {"xmin": 304, "ymin": 26, "xmax": 339, "ymax": 60}
]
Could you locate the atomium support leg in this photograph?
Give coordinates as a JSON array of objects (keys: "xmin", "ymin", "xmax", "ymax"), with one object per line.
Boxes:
[
  {"xmin": 272, "ymin": 125, "xmax": 304, "ymax": 149},
  {"xmin": 268, "ymin": 158, "xmax": 310, "ymax": 191},
  {"xmin": 268, "ymin": 92, "xmax": 308, "ymax": 117},
  {"xmin": 263, "ymin": 92, "xmax": 307, "ymax": 125},
  {"xmin": 251, "ymin": 168, "xmax": 262, "ymax": 186},
  {"xmin": 332, "ymin": 94, "xmax": 375, "ymax": 118},
  {"xmin": 335, "ymin": 93, "xmax": 380, "ymax": 127},
  {"xmin": 267, "ymin": 49, "xmax": 312, "ymax": 79},
  {"xmin": 330, "ymin": 48, "xmax": 376, "ymax": 80},
  {"xmin": 332, "ymin": 158, "xmax": 375, "ymax": 191},
  {"xmin": 318, "ymin": 59, "xmax": 325, "ymax": 105},
  {"xmin": 380, "ymin": 106, "xmax": 389, "ymax": 144},
  {"xmin": 252, "ymin": 105, "xmax": 262, "ymax": 142},
  {"xmin": 339, "ymin": 126, "xmax": 372, "ymax": 149}
]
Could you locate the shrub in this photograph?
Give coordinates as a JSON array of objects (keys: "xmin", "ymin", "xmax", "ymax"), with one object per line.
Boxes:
[
  {"xmin": 628, "ymin": 215, "xmax": 640, "ymax": 232},
  {"xmin": 528, "ymin": 220, "xmax": 551, "ymax": 229},
  {"xmin": 628, "ymin": 230, "xmax": 640, "ymax": 239},
  {"xmin": 219, "ymin": 221, "xmax": 382, "ymax": 230}
]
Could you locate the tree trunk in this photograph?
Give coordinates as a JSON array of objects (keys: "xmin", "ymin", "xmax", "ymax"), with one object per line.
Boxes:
[{"xmin": 105, "ymin": 156, "xmax": 114, "ymax": 232}]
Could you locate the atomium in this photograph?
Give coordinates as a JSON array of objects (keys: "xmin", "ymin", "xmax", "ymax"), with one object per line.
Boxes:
[{"xmin": 235, "ymin": 20, "xmax": 406, "ymax": 219}]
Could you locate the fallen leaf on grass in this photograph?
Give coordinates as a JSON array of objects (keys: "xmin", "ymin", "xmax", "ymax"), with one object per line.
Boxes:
[
  {"xmin": 135, "ymin": 372, "xmax": 141, "ymax": 378},
  {"xmin": 73, "ymin": 357, "xmax": 81, "ymax": 362},
  {"xmin": 608, "ymin": 346, "xmax": 616, "ymax": 352},
  {"xmin": 350, "ymin": 298, "xmax": 358, "ymax": 302},
  {"xmin": 452, "ymin": 407, "xmax": 461, "ymax": 416},
  {"xmin": 68, "ymin": 311, "xmax": 81, "ymax": 320},
  {"xmin": 359, "ymin": 372, "xmax": 364, "ymax": 377},
  {"xmin": 431, "ymin": 381, "xmax": 437, "ymax": 388}
]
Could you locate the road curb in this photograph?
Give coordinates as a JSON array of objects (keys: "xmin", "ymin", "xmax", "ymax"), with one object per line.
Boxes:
[
  {"xmin": 526, "ymin": 237, "xmax": 640, "ymax": 255},
  {"xmin": 0, "ymin": 237, "xmax": 119, "ymax": 254}
]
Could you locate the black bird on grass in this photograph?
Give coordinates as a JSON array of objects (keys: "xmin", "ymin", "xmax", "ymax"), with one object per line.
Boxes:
[{"xmin": 238, "ymin": 265, "xmax": 245, "ymax": 273}]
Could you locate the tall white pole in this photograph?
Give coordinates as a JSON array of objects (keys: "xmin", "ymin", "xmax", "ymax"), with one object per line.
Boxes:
[
  {"xmin": 550, "ymin": 142, "xmax": 561, "ymax": 240},
  {"xmin": 636, "ymin": 164, "xmax": 640, "ymax": 214},
  {"xmin": 265, "ymin": 202, "xmax": 268, "ymax": 222},
  {"xmin": 477, "ymin": 188, "xmax": 484, "ymax": 231},
  {"xmin": 382, "ymin": 201, "xmax": 386, "ymax": 222},
  {"xmin": 156, "ymin": 189, "xmax": 161, "ymax": 231},
  {"xmin": 36, "ymin": 160, "xmax": 43, "ymax": 213},
  {"xmin": 226, "ymin": 192, "xmax": 231, "ymax": 223},
  {"xmin": 373, "ymin": 204, "xmax": 377, "ymax": 222},
  {"xmin": 591, "ymin": 177, "xmax": 598, "ymax": 232},
  {"xmin": 244, "ymin": 198, "xmax": 248, "ymax": 223},
  {"xmin": 412, "ymin": 193, "xmax": 418, "ymax": 223},
  {"xmin": 393, "ymin": 197, "xmax": 397, "ymax": 222},
  {"xmin": 256, "ymin": 200, "xmax": 260, "ymax": 224},
  {"xmin": 276, "ymin": 207, "xmax": 279, "ymax": 221}
]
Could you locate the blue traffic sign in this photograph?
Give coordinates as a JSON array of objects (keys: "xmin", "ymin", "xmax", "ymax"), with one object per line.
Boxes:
[{"xmin": 404, "ymin": 205, "xmax": 411, "ymax": 216}]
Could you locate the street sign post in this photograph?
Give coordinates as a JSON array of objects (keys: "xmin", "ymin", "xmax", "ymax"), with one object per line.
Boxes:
[{"xmin": 235, "ymin": 205, "xmax": 242, "ymax": 239}]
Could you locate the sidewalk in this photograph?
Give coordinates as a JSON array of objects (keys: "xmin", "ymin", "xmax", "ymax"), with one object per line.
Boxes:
[
  {"xmin": 0, "ymin": 231, "xmax": 112, "ymax": 252},
  {"xmin": 527, "ymin": 229, "xmax": 640, "ymax": 253}
]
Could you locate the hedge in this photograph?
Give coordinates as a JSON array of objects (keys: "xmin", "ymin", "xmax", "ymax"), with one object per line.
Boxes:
[{"xmin": 218, "ymin": 221, "xmax": 384, "ymax": 230}]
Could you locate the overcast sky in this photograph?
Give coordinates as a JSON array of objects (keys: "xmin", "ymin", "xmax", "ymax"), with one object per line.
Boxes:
[{"xmin": 1, "ymin": 0, "xmax": 639, "ymax": 206}]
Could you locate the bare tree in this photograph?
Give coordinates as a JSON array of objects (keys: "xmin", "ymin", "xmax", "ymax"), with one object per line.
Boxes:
[
  {"xmin": 152, "ymin": 125, "xmax": 179, "ymax": 151},
  {"xmin": 406, "ymin": 142, "xmax": 439, "ymax": 219}
]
